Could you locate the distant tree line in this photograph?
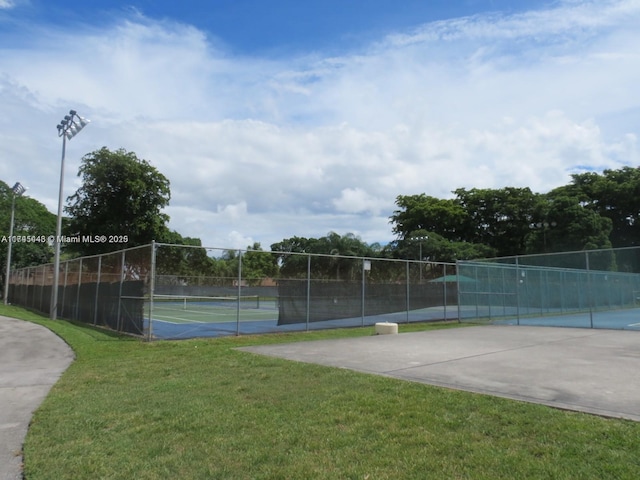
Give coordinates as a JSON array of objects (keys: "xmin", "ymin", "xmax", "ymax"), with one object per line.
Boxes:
[{"xmin": 390, "ymin": 168, "xmax": 640, "ymax": 261}]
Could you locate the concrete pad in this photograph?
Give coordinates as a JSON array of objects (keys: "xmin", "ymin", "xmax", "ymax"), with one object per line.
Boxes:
[
  {"xmin": 239, "ymin": 325, "xmax": 640, "ymax": 421},
  {"xmin": 0, "ymin": 316, "xmax": 75, "ymax": 480}
]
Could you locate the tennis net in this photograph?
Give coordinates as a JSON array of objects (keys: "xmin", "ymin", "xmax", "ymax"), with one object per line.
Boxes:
[{"xmin": 152, "ymin": 294, "xmax": 261, "ymax": 312}]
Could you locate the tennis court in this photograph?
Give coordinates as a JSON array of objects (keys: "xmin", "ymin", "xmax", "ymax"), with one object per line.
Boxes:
[
  {"xmin": 146, "ymin": 294, "xmax": 280, "ymax": 338},
  {"xmin": 149, "ymin": 294, "xmax": 271, "ymax": 322},
  {"xmin": 127, "ymin": 245, "xmax": 640, "ymax": 339},
  {"xmin": 146, "ymin": 297, "xmax": 640, "ymax": 339},
  {"xmin": 8, "ymin": 243, "xmax": 640, "ymax": 340},
  {"xmin": 495, "ymin": 307, "xmax": 640, "ymax": 329},
  {"xmin": 146, "ymin": 299, "xmax": 460, "ymax": 339}
]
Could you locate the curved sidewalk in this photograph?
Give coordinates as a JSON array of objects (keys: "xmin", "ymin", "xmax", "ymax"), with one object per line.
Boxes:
[{"xmin": 0, "ymin": 316, "xmax": 75, "ymax": 480}]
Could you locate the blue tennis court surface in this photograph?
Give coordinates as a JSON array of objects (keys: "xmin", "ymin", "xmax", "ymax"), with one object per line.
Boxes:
[
  {"xmin": 146, "ymin": 305, "xmax": 463, "ymax": 340},
  {"xmin": 145, "ymin": 306, "xmax": 640, "ymax": 340},
  {"xmin": 496, "ymin": 308, "xmax": 640, "ymax": 330}
]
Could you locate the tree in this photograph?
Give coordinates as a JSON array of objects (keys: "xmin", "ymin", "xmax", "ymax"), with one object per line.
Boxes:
[
  {"xmin": 270, "ymin": 236, "xmax": 318, "ymax": 278},
  {"xmin": 315, "ymin": 232, "xmax": 372, "ymax": 281},
  {"xmin": 390, "ymin": 185, "xmax": 614, "ymax": 259},
  {"xmin": 242, "ymin": 242, "xmax": 279, "ymax": 285},
  {"xmin": 388, "ymin": 230, "xmax": 496, "ymax": 263},
  {"xmin": 453, "ymin": 187, "xmax": 537, "ymax": 256},
  {"xmin": 527, "ymin": 191, "xmax": 612, "ymax": 254},
  {"xmin": 390, "ymin": 187, "xmax": 537, "ymax": 261},
  {"xmin": 271, "ymin": 232, "xmax": 379, "ymax": 280},
  {"xmin": 566, "ymin": 167, "xmax": 640, "ymax": 247},
  {"xmin": 156, "ymin": 232, "xmax": 217, "ymax": 277},
  {"xmin": 65, "ymin": 147, "xmax": 171, "ymax": 256},
  {"xmin": 390, "ymin": 194, "xmax": 467, "ymax": 242}
]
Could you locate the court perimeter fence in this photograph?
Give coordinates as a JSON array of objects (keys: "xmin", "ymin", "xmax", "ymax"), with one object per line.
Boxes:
[
  {"xmin": 457, "ymin": 246, "xmax": 640, "ymax": 329},
  {"xmin": 6, "ymin": 243, "xmax": 640, "ymax": 339},
  {"xmin": 6, "ymin": 242, "xmax": 459, "ymax": 340}
]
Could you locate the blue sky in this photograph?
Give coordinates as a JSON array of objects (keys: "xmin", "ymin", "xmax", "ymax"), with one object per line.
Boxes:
[
  {"xmin": 3, "ymin": 1, "xmax": 540, "ymax": 54},
  {"xmin": 1, "ymin": 0, "xmax": 639, "ymax": 249}
]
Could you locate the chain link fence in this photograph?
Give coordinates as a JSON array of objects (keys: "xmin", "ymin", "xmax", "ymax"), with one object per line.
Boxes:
[
  {"xmin": 150, "ymin": 243, "xmax": 458, "ymax": 339},
  {"xmin": 7, "ymin": 244, "xmax": 151, "ymax": 336},
  {"xmin": 8, "ymin": 243, "xmax": 640, "ymax": 339},
  {"xmin": 458, "ymin": 246, "xmax": 640, "ymax": 329},
  {"xmin": 6, "ymin": 242, "xmax": 460, "ymax": 339}
]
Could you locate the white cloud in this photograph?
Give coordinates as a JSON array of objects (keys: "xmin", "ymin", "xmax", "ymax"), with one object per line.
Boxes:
[
  {"xmin": 332, "ymin": 188, "xmax": 387, "ymax": 215},
  {"xmin": 1, "ymin": 1, "xmax": 639, "ymax": 249},
  {"xmin": 384, "ymin": 0, "xmax": 639, "ymax": 47}
]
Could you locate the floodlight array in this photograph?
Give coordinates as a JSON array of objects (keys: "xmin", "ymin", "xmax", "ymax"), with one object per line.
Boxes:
[
  {"xmin": 11, "ymin": 182, "xmax": 26, "ymax": 197},
  {"xmin": 57, "ymin": 109, "xmax": 90, "ymax": 140}
]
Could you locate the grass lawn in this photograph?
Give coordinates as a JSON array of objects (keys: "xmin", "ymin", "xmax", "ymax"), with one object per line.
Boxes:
[{"xmin": 2, "ymin": 304, "xmax": 639, "ymax": 479}]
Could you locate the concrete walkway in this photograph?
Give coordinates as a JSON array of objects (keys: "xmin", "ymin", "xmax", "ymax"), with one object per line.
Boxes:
[
  {"xmin": 0, "ymin": 316, "xmax": 74, "ymax": 480},
  {"xmin": 241, "ymin": 325, "xmax": 640, "ymax": 421}
]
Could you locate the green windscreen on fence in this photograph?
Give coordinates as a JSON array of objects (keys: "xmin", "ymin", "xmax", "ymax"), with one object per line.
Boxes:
[
  {"xmin": 11, "ymin": 242, "xmax": 639, "ymax": 339},
  {"xmin": 7, "ymin": 245, "xmax": 149, "ymax": 336},
  {"xmin": 276, "ymin": 280, "xmax": 454, "ymax": 325},
  {"xmin": 457, "ymin": 247, "xmax": 640, "ymax": 324}
]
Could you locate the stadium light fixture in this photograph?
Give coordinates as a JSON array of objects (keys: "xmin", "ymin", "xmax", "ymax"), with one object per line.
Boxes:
[
  {"xmin": 410, "ymin": 235, "xmax": 429, "ymax": 260},
  {"xmin": 4, "ymin": 182, "xmax": 27, "ymax": 305},
  {"xmin": 50, "ymin": 109, "xmax": 90, "ymax": 320}
]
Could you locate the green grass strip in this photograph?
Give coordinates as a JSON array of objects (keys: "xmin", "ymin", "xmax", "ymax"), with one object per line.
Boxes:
[{"xmin": 2, "ymin": 304, "xmax": 638, "ymax": 479}]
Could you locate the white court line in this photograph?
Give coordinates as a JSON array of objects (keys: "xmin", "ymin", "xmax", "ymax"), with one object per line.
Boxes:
[
  {"xmin": 152, "ymin": 314, "xmax": 206, "ymax": 324},
  {"xmin": 152, "ymin": 312, "xmax": 273, "ymax": 324},
  {"xmin": 154, "ymin": 308, "xmax": 231, "ymax": 317},
  {"xmin": 163, "ymin": 307, "xmax": 276, "ymax": 318},
  {"xmin": 181, "ymin": 308, "xmax": 231, "ymax": 316}
]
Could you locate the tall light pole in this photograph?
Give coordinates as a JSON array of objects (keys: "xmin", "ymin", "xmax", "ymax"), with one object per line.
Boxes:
[
  {"xmin": 50, "ymin": 109, "xmax": 90, "ymax": 320},
  {"xmin": 3, "ymin": 182, "xmax": 27, "ymax": 305},
  {"xmin": 529, "ymin": 221, "xmax": 557, "ymax": 253},
  {"xmin": 409, "ymin": 234, "xmax": 429, "ymax": 283}
]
